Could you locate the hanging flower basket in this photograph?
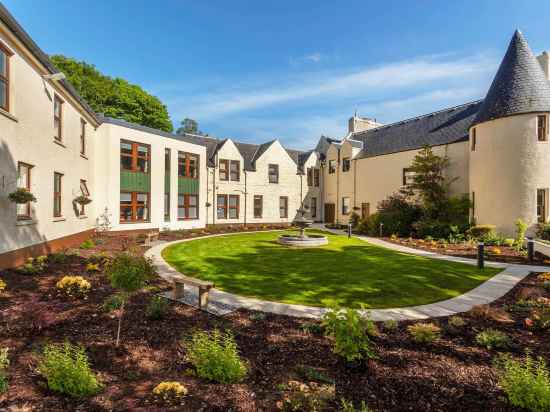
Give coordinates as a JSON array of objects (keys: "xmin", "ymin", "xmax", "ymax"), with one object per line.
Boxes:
[
  {"xmin": 74, "ymin": 195, "xmax": 92, "ymax": 205},
  {"xmin": 8, "ymin": 188, "xmax": 37, "ymax": 204}
]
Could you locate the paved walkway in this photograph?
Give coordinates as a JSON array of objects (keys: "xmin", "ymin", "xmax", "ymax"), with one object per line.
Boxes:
[{"xmin": 145, "ymin": 229, "xmax": 549, "ymax": 321}]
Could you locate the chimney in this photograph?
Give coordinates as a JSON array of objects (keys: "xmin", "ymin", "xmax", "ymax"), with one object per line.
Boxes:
[
  {"xmin": 348, "ymin": 115, "xmax": 382, "ymax": 133},
  {"xmin": 537, "ymin": 51, "xmax": 550, "ymax": 80}
]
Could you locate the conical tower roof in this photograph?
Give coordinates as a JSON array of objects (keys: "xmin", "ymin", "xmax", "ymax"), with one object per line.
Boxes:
[{"xmin": 473, "ymin": 30, "xmax": 550, "ymax": 126}]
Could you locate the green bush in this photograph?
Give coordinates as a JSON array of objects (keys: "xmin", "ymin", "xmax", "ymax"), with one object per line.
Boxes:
[
  {"xmin": 415, "ymin": 219, "xmax": 456, "ymax": 239},
  {"xmin": 349, "ymin": 212, "xmax": 361, "ymax": 229},
  {"xmin": 185, "ymin": 329, "xmax": 247, "ymax": 383},
  {"xmin": 468, "ymin": 225, "xmax": 496, "ymax": 238},
  {"xmin": 407, "ymin": 323, "xmax": 440, "ymax": 344},
  {"xmin": 496, "ymin": 354, "xmax": 550, "ymax": 412},
  {"xmin": 18, "ymin": 255, "xmax": 47, "ymax": 275},
  {"xmin": 383, "ymin": 319, "xmax": 398, "ymax": 332},
  {"xmin": 515, "ymin": 219, "xmax": 528, "ymax": 251},
  {"xmin": 322, "ymin": 308, "xmax": 376, "ymax": 362},
  {"xmin": 447, "ymin": 316, "xmax": 466, "ymax": 328},
  {"xmin": 475, "ymin": 329, "xmax": 511, "ymax": 350},
  {"xmin": 79, "ymin": 239, "xmax": 95, "ymax": 249},
  {"xmin": 340, "ymin": 398, "xmax": 371, "ymax": 412},
  {"xmin": 0, "ymin": 347, "xmax": 9, "ymax": 394},
  {"xmin": 504, "ymin": 238, "xmax": 515, "ymax": 247},
  {"xmin": 102, "ymin": 293, "xmax": 126, "ymax": 313},
  {"xmin": 357, "ymin": 213, "xmax": 381, "ymax": 236},
  {"xmin": 146, "ymin": 296, "xmax": 170, "ymax": 320},
  {"xmin": 375, "ymin": 193, "xmax": 423, "ymax": 237},
  {"xmin": 481, "ymin": 231, "xmax": 507, "ymax": 246},
  {"xmin": 537, "ymin": 223, "xmax": 550, "ymax": 241},
  {"xmin": 37, "ymin": 342, "xmax": 101, "ymax": 397}
]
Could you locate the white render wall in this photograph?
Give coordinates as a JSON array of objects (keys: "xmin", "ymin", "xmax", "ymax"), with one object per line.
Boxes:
[{"xmin": 0, "ymin": 24, "xmax": 98, "ymax": 255}]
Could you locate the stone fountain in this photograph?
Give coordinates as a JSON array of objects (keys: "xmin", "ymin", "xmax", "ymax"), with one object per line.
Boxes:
[{"xmin": 278, "ymin": 207, "xmax": 328, "ymax": 247}]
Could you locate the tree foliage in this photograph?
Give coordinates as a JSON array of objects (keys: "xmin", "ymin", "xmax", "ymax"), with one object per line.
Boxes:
[
  {"xmin": 50, "ymin": 55, "xmax": 173, "ymax": 132},
  {"xmin": 176, "ymin": 117, "xmax": 207, "ymax": 136}
]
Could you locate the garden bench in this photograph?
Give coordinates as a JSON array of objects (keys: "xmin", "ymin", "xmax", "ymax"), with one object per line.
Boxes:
[{"xmin": 172, "ymin": 276, "xmax": 214, "ymax": 310}]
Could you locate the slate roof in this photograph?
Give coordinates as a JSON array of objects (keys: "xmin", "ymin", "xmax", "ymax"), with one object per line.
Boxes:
[
  {"xmin": 353, "ymin": 101, "xmax": 482, "ymax": 159},
  {"xmin": 0, "ymin": 3, "xmax": 98, "ymax": 124},
  {"xmin": 474, "ymin": 30, "xmax": 550, "ymax": 126}
]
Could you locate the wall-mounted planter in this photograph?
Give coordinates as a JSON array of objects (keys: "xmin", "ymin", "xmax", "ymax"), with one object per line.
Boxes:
[{"xmin": 8, "ymin": 188, "xmax": 37, "ymax": 204}]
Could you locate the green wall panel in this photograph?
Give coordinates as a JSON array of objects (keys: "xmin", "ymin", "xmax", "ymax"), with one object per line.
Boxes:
[
  {"xmin": 178, "ymin": 177, "xmax": 199, "ymax": 194},
  {"xmin": 120, "ymin": 170, "xmax": 151, "ymax": 192}
]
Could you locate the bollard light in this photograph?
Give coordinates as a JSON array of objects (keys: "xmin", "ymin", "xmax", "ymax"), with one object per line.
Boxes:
[
  {"xmin": 527, "ymin": 238, "xmax": 534, "ymax": 262},
  {"xmin": 477, "ymin": 242, "xmax": 485, "ymax": 269},
  {"xmin": 348, "ymin": 223, "xmax": 352, "ymax": 238},
  {"xmin": 379, "ymin": 223, "xmax": 384, "ymax": 237}
]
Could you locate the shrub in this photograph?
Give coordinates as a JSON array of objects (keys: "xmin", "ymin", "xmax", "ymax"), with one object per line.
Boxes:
[
  {"xmin": 281, "ymin": 380, "xmax": 335, "ymax": 412},
  {"xmin": 18, "ymin": 255, "xmax": 47, "ymax": 275},
  {"xmin": 525, "ymin": 308, "xmax": 550, "ymax": 331},
  {"xmin": 249, "ymin": 311, "xmax": 267, "ymax": 321},
  {"xmin": 146, "ymin": 296, "xmax": 170, "ymax": 320},
  {"xmin": 86, "ymin": 263, "xmax": 100, "ymax": 272},
  {"xmin": 383, "ymin": 319, "xmax": 398, "ymax": 332},
  {"xmin": 48, "ymin": 251, "xmax": 68, "ymax": 264},
  {"xmin": 376, "ymin": 193, "xmax": 423, "ymax": 237},
  {"xmin": 475, "ymin": 329, "xmax": 511, "ymax": 350},
  {"xmin": 349, "ymin": 212, "xmax": 361, "ymax": 229},
  {"xmin": 537, "ymin": 272, "xmax": 550, "ymax": 282},
  {"xmin": 152, "ymin": 381, "xmax": 187, "ymax": 403},
  {"xmin": 537, "ymin": 223, "xmax": 550, "ymax": 241},
  {"xmin": 37, "ymin": 342, "xmax": 101, "ymax": 397},
  {"xmin": 340, "ymin": 398, "xmax": 371, "ymax": 412},
  {"xmin": 0, "ymin": 278, "xmax": 6, "ymax": 292},
  {"xmin": 79, "ymin": 239, "xmax": 95, "ymax": 249},
  {"xmin": 481, "ymin": 231, "xmax": 507, "ymax": 246},
  {"xmin": 322, "ymin": 308, "xmax": 376, "ymax": 362},
  {"xmin": 496, "ymin": 353, "xmax": 550, "ymax": 412},
  {"xmin": 0, "ymin": 347, "xmax": 9, "ymax": 394},
  {"xmin": 504, "ymin": 238, "xmax": 515, "ymax": 247},
  {"xmin": 300, "ymin": 322, "xmax": 323, "ymax": 335},
  {"xmin": 407, "ymin": 323, "xmax": 440, "ymax": 344},
  {"xmin": 56, "ymin": 276, "xmax": 91, "ymax": 297},
  {"xmin": 357, "ymin": 213, "xmax": 381, "ymax": 236},
  {"xmin": 448, "ymin": 316, "xmax": 466, "ymax": 328},
  {"xmin": 102, "ymin": 293, "xmax": 125, "ymax": 313},
  {"xmin": 469, "ymin": 225, "xmax": 496, "ymax": 238},
  {"xmin": 491, "ymin": 247, "xmax": 503, "ymax": 255},
  {"xmin": 515, "ymin": 219, "xmax": 528, "ymax": 251},
  {"xmin": 470, "ymin": 304, "xmax": 512, "ymax": 323},
  {"xmin": 105, "ymin": 253, "xmax": 155, "ymax": 346},
  {"xmin": 185, "ymin": 329, "xmax": 247, "ymax": 383},
  {"xmin": 543, "ymin": 281, "xmax": 550, "ymax": 292}
]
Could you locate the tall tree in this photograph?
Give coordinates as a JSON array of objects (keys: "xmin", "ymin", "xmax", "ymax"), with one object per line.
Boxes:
[
  {"xmin": 50, "ymin": 55, "xmax": 173, "ymax": 133},
  {"xmin": 176, "ymin": 118, "xmax": 208, "ymax": 136}
]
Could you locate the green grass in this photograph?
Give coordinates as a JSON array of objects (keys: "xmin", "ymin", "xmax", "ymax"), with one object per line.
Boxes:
[{"xmin": 162, "ymin": 230, "xmax": 501, "ymax": 309}]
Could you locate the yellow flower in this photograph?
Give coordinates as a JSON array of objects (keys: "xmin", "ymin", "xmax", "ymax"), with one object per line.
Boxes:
[
  {"xmin": 56, "ymin": 275, "xmax": 91, "ymax": 296},
  {"xmin": 0, "ymin": 278, "xmax": 6, "ymax": 292},
  {"xmin": 152, "ymin": 381, "xmax": 188, "ymax": 401}
]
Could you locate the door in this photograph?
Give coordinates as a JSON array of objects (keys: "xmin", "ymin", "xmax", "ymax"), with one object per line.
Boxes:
[
  {"xmin": 324, "ymin": 203, "xmax": 335, "ymax": 224},
  {"xmin": 361, "ymin": 202, "xmax": 370, "ymax": 219}
]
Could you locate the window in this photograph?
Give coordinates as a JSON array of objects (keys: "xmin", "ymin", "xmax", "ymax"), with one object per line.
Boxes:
[
  {"xmin": 537, "ymin": 188, "xmax": 548, "ymax": 223},
  {"xmin": 120, "ymin": 192, "xmax": 150, "ymax": 222},
  {"xmin": 79, "ymin": 179, "xmax": 89, "ymax": 216},
  {"xmin": 342, "ymin": 157, "xmax": 351, "ymax": 172},
  {"xmin": 230, "ymin": 160, "xmax": 240, "ymax": 181},
  {"xmin": 310, "ymin": 197, "xmax": 317, "ymax": 218},
  {"xmin": 328, "ymin": 159, "xmax": 336, "ymax": 174},
  {"xmin": 402, "ymin": 168, "xmax": 416, "ymax": 186},
  {"xmin": 314, "ymin": 168, "xmax": 320, "ymax": 187},
  {"xmin": 53, "ymin": 172, "xmax": 63, "ymax": 217},
  {"xmin": 16, "ymin": 162, "xmax": 32, "ymax": 220},
  {"xmin": 538, "ymin": 115, "xmax": 548, "ymax": 142},
  {"xmin": 219, "ymin": 159, "xmax": 229, "ymax": 181},
  {"xmin": 361, "ymin": 202, "xmax": 370, "ymax": 219},
  {"xmin": 80, "ymin": 119, "xmax": 87, "ymax": 155},
  {"xmin": 279, "ymin": 196, "xmax": 288, "ymax": 218},
  {"xmin": 120, "ymin": 141, "xmax": 150, "ymax": 173},
  {"xmin": 268, "ymin": 164, "xmax": 279, "ymax": 183},
  {"xmin": 471, "ymin": 127, "xmax": 476, "ymax": 151},
  {"xmin": 228, "ymin": 194, "xmax": 239, "ymax": 219},
  {"xmin": 178, "ymin": 194, "xmax": 198, "ymax": 220},
  {"xmin": 217, "ymin": 194, "xmax": 227, "ymax": 219},
  {"xmin": 53, "ymin": 95, "xmax": 63, "ymax": 141},
  {"xmin": 178, "ymin": 152, "xmax": 199, "ymax": 178},
  {"xmin": 307, "ymin": 168, "xmax": 313, "ymax": 186},
  {"xmin": 342, "ymin": 197, "xmax": 350, "ymax": 215},
  {"xmin": 0, "ymin": 42, "xmax": 12, "ymax": 112},
  {"xmin": 165, "ymin": 148, "xmax": 171, "ymax": 221},
  {"xmin": 254, "ymin": 195, "xmax": 263, "ymax": 218}
]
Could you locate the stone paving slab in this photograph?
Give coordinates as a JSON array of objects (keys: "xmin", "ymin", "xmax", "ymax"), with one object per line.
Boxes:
[{"xmin": 145, "ymin": 228, "xmax": 548, "ymax": 320}]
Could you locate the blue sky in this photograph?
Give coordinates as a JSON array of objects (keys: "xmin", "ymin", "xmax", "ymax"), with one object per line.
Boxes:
[{"xmin": 4, "ymin": 0, "xmax": 550, "ymax": 149}]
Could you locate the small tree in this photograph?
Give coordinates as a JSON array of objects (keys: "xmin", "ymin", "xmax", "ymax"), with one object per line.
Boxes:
[
  {"xmin": 515, "ymin": 219, "xmax": 528, "ymax": 252},
  {"xmin": 105, "ymin": 253, "xmax": 155, "ymax": 346}
]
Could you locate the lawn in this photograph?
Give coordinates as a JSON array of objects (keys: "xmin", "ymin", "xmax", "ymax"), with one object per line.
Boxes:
[{"xmin": 162, "ymin": 230, "xmax": 501, "ymax": 308}]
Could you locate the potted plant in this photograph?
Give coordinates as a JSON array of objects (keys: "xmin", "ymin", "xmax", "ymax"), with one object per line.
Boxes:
[
  {"xmin": 8, "ymin": 188, "xmax": 37, "ymax": 204},
  {"xmin": 74, "ymin": 195, "xmax": 92, "ymax": 205}
]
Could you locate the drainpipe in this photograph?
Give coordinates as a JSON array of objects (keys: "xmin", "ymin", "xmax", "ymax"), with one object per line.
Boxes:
[
  {"xmin": 336, "ymin": 148, "xmax": 340, "ymax": 225},
  {"xmin": 212, "ymin": 154, "xmax": 217, "ymax": 226},
  {"xmin": 353, "ymin": 158, "xmax": 357, "ymax": 209},
  {"xmin": 206, "ymin": 161, "xmax": 209, "ymax": 226},
  {"xmin": 244, "ymin": 171, "xmax": 247, "ymax": 227}
]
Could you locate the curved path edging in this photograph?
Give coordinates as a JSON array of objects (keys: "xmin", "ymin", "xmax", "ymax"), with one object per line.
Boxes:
[{"xmin": 145, "ymin": 229, "xmax": 548, "ymax": 321}]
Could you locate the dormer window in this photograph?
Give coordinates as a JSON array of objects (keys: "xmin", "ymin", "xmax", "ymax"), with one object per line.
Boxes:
[
  {"xmin": 229, "ymin": 160, "xmax": 240, "ymax": 181},
  {"xmin": 0, "ymin": 42, "xmax": 12, "ymax": 112},
  {"xmin": 328, "ymin": 160, "xmax": 336, "ymax": 174},
  {"xmin": 268, "ymin": 164, "xmax": 279, "ymax": 183},
  {"xmin": 219, "ymin": 159, "xmax": 229, "ymax": 181},
  {"xmin": 538, "ymin": 115, "xmax": 548, "ymax": 142},
  {"xmin": 342, "ymin": 157, "xmax": 351, "ymax": 172}
]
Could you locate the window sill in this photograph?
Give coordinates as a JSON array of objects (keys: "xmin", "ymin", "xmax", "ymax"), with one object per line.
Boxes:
[
  {"xmin": 177, "ymin": 218, "xmax": 199, "ymax": 221},
  {"xmin": 53, "ymin": 217, "xmax": 66, "ymax": 222},
  {"xmin": 16, "ymin": 219, "xmax": 37, "ymax": 226},
  {"xmin": 53, "ymin": 139, "xmax": 66, "ymax": 148},
  {"xmin": 80, "ymin": 154, "xmax": 88, "ymax": 160},
  {"xmin": 0, "ymin": 108, "xmax": 18, "ymax": 122}
]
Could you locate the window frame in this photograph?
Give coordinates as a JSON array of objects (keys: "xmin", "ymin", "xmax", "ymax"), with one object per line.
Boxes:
[
  {"xmin": 310, "ymin": 197, "xmax": 317, "ymax": 218},
  {"xmin": 537, "ymin": 188, "xmax": 548, "ymax": 223},
  {"xmin": 279, "ymin": 196, "xmax": 288, "ymax": 218},
  {"xmin": 79, "ymin": 179, "xmax": 89, "ymax": 216},
  {"xmin": 120, "ymin": 191, "xmax": 150, "ymax": 223},
  {"xmin": 328, "ymin": 159, "xmax": 336, "ymax": 174},
  {"xmin": 0, "ymin": 41, "xmax": 12, "ymax": 112},
  {"xmin": 342, "ymin": 157, "xmax": 351, "ymax": 172},
  {"xmin": 538, "ymin": 115, "xmax": 548, "ymax": 142},
  {"xmin": 342, "ymin": 196, "xmax": 350, "ymax": 215},
  {"xmin": 120, "ymin": 140, "xmax": 151, "ymax": 173},
  {"xmin": 178, "ymin": 151, "xmax": 199, "ymax": 179},
  {"xmin": 307, "ymin": 168, "xmax": 313, "ymax": 186},
  {"xmin": 229, "ymin": 160, "xmax": 240, "ymax": 181},
  {"xmin": 253, "ymin": 195, "xmax": 263, "ymax": 218},
  {"xmin": 16, "ymin": 162, "xmax": 33, "ymax": 220},
  {"xmin": 80, "ymin": 119, "xmax": 87, "ymax": 155},
  {"xmin": 402, "ymin": 168, "xmax": 416, "ymax": 186},
  {"xmin": 219, "ymin": 159, "xmax": 229, "ymax": 181},
  {"xmin": 53, "ymin": 95, "xmax": 63, "ymax": 142},
  {"xmin": 314, "ymin": 168, "xmax": 320, "ymax": 187},
  {"xmin": 217, "ymin": 194, "xmax": 228, "ymax": 219},
  {"xmin": 228, "ymin": 194, "xmax": 239, "ymax": 219},
  {"xmin": 268, "ymin": 164, "xmax": 279, "ymax": 184},
  {"xmin": 178, "ymin": 193, "xmax": 199, "ymax": 220},
  {"xmin": 165, "ymin": 148, "xmax": 171, "ymax": 222},
  {"xmin": 53, "ymin": 172, "xmax": 63, "ymax": 217}
]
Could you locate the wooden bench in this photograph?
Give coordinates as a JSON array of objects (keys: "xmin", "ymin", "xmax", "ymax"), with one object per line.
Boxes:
[
  {"xmin": 144, "ymin": 231, "xmax": 159, "ymax": 246},
  {"xmin": 172, "ymin": 276, "xmax": 214, "ymax": 310}
]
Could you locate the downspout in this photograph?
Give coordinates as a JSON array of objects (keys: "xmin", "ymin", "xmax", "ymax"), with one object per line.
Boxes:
[
  {"xmin": 336, "ymin": 148, "xmax": 340, "ymax": 224},
  {"xmin": 206, "ymin": 161, "xmax": 209, "ymax": 226},
  {"xmin": 212, "ymin": 153, "xmax": 217, "ymax": 226},
  {"xmin": 244, "ymin": 171, "xmax": 247, "ymax": 227},
  {"xmin": 353, "ymin": 158, "xmax": 357, "ymax": 209}
]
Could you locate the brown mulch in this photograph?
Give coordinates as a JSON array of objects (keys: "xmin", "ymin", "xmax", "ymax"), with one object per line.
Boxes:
[{"xmin": 0, "ymin": 232, "xmax": 548, "ymax": 411}]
